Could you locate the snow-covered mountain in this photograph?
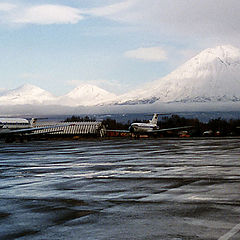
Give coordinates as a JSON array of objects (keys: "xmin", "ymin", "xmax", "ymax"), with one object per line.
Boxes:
[
  {"xmin": 0, "ymin": 83, "xmax": 117, "ymax": 106},
  {"xmin": 1, "ymin": 45, "xmax": 240, "ymax": 109},
  {"xmin": 0, "ymin": 84, "xmax": 56, "ymax": 105},
  {"xmin": 59, "ymin": 84, "xmax": 117, "ymax": 106},
  {"xmin": 115, "ymin": 45, "xmax": 240, "ymax": 105}
]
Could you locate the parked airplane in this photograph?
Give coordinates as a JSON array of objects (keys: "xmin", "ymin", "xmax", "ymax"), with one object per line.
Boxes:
[
  {"xmin": 107, "ymin": 113, "xmax": 192, "ymax": 135},
  {"xmin": 0, "ymin": 117, "xmax": 71, "ymax": 141}
]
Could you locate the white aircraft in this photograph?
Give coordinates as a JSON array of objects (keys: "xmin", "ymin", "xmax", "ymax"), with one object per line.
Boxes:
[
  {"xmin": 0, "ymin": 117, "xmax": 70, "ymax": 141},
  {"xmin": 108, "ymin": 113, "xmax": 192, "ymax": 135}
]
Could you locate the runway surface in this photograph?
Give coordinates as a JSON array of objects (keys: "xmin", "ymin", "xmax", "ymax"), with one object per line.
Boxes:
[{"xmin": 0, "ymin": 138, "xmax": 240, "ymax": 240}]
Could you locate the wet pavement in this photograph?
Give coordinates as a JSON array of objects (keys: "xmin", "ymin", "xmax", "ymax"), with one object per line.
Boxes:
[{"xmin": 0, "ymin": 138, "xmax": 240, "ymax": 240}]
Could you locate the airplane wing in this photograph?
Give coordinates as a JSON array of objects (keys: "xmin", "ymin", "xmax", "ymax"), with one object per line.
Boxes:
[
  {"xmin": 106, "ymin": 126, "xmax": 192, "ymax": 134},
  {"xmin": 26, "ymin": 129, "xmax": 64, "ymax": 135},
  {"xmin": 0, "ymin": 124, "xmax": 74, "ymax": 135},
  {"xmin": 152, "ymin": 126, "xmax": 192, "ymax": 132},
  {"xmin": 106, "ymin": 129, "xmax": 130, "ymax": 133}
]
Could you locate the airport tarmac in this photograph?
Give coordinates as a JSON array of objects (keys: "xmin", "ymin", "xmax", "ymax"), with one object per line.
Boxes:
[{"xmin": 0, "ymin": 138, "xmax": 240, "ymax": 240}]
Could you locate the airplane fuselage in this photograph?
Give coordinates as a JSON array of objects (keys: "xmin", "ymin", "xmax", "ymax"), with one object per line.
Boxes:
[
  {"xmin": 0, "ymin": 118, "xmax": 31, "ymax": 131},
  {"xmin": 106, "ymin": 113, "xmax": 191, "ymax": 136},
  {"xmin": 129, "ymin": 123, "xmax": 159, "ymax": 133},
  {"xmin": 0, "ymin": 117, "xmax": 73, "ymax": 142}
]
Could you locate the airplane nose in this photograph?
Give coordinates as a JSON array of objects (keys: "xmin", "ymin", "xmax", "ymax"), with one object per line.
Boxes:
[{"xmin": 129, "ymin": 126, "xmax": 134, "ymax": 133}]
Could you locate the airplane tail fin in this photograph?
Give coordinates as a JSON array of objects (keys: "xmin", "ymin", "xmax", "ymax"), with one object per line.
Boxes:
[
  {"xmin": 30, "ymin": 118, "xmax": 37, "ymax": 127},
  {"xmin": 149, "ymin": 114, "xmax": 159, "ymax": 125}
]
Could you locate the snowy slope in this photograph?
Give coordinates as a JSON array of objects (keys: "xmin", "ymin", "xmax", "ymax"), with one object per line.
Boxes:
[
  {"xmin": 0, "ymin": 84, "xmax": 56, "ymax": 105},
  {"xmin": 59, "ymin": 84, "xmax": 117, "ymax": 106},
  {"xmin": 115, "ymin": 45, "xmax": 240, "ymax": 104},
  {"xmin": 1, "ymin": 45, "xmax": 240, "ymax": 107},
  {"xmin": 0, "ymin": 83, "xmax": 117, "ymax": 106}
]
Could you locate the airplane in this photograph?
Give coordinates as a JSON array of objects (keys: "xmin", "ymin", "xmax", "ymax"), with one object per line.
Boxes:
[
  {"xmin": 0, "ymin": 117, "xmax": 72, "ymax": 142},
  {"xmin": 107, "ymin": 113, "xmax": 192, "ymax": 136}
]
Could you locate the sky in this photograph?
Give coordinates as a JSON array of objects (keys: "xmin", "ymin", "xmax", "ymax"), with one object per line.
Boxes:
[{"xmin": 1, "ymin": 0, "xmax": 240, "ymax": 96}]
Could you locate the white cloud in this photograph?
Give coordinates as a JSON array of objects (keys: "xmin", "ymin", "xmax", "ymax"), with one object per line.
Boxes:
[
  {"xmin": 13, "ymin": 4, "xmax": 83, "ymax": 25},
  {"xmin": 86, "ymin": 0, "xmax": 240, "ymax": 43},
  {"xmin": 124, "ymin": 47, "xmax": 167, "ymax": 62},
  {"xmin": 84, "ymin": 0, "xmax": 136, "ymax": 17},
  {"xmin": 0, "ymin": 3, "xmax": 16, "ymax": 12},
  {"xmin": 0, "ymin": 1, "xmax": 136, "ymax": 25},
  {"xmin": 0, "ymin": 0, "xmax": 240, "ymax": 40}
]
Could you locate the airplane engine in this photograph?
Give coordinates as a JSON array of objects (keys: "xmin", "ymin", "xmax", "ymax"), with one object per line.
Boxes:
[{"xmin": 129, "ymin": 126, "xmax": 135, "ymax": 133}]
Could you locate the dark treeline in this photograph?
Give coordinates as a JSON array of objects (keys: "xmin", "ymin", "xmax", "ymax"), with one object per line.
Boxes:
[
  {"xmin": 160, "ymin": 115, "xmax": 240, "ymax": 136},
  {"xmin": 64, "ymin": 115, "xmax": 240, "ymax": 136},
  {"xmin": 102, "ymin": 118, "xmax": 131, "ymax": 130},
  {"xmin": 64, "ymin": 115, "xmax": 96, "ymax": 122},
  {"xmin": 103, "ymin": 114, "xmax": 240, "ymax": 137}
]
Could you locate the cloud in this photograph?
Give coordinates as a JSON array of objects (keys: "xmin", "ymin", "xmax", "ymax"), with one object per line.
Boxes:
[
  {"xmin": 13, "ymin": 4, "xmax": 83, "ymax": 25},
  {"xmin": 83, "ymin": 0, "xmax": 136, "ymax": 18},
  {"xmin": 124, "ymin": 47, "xmax": 167, "ymax": 62},
  {"xmin": 87, "ymin": 0, "xmax": 240, "ymax": 43},
  {"xmin": 0, "ymin": 1, "xmax": 135, "ymax": 26},
  {"xmin": 0, "ymin": 0, "xmax": 239, "ymax": 39}
]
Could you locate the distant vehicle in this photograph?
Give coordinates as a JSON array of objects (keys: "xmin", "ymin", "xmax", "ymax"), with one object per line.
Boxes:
[
  {"xmin": 107, "ymin": 113, "xmax": 192, "ymax": 136},
  {"xmin": 0, "ymin": 117, "xmax": 71, "ymax": 142}
]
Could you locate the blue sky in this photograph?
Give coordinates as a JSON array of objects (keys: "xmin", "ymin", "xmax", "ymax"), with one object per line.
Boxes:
[{"xmin": 0, "ymin": 0, "xmax": 240, "ymax": 95}]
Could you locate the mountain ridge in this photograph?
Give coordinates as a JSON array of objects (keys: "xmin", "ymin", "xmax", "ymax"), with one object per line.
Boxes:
[
  {"xmin": 0, "ymin": 83, "xmax": 56, "ymax": 105},
  {"xmin": 59, "ymin": 84, "xmax": 117, "ymax": 106},
  {"xmin": 0, "ymin": 83, "xmax": 117, "ymax": 106},
  {"xmin": 113, "ymin": 45, "xmax": 240, "ymax": 105},
  {"xmin": 1, "ymin": 45, "xmax": 240, "ymax": 107}
]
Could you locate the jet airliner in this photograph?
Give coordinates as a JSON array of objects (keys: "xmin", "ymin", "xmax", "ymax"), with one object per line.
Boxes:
[
  {"xmin": 108, "ymin": 113, "xmax": 192, "ymax": 135},
  {"xmin": 0, "ymin": 117, "xmax": 71, "ymax": 141}
]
